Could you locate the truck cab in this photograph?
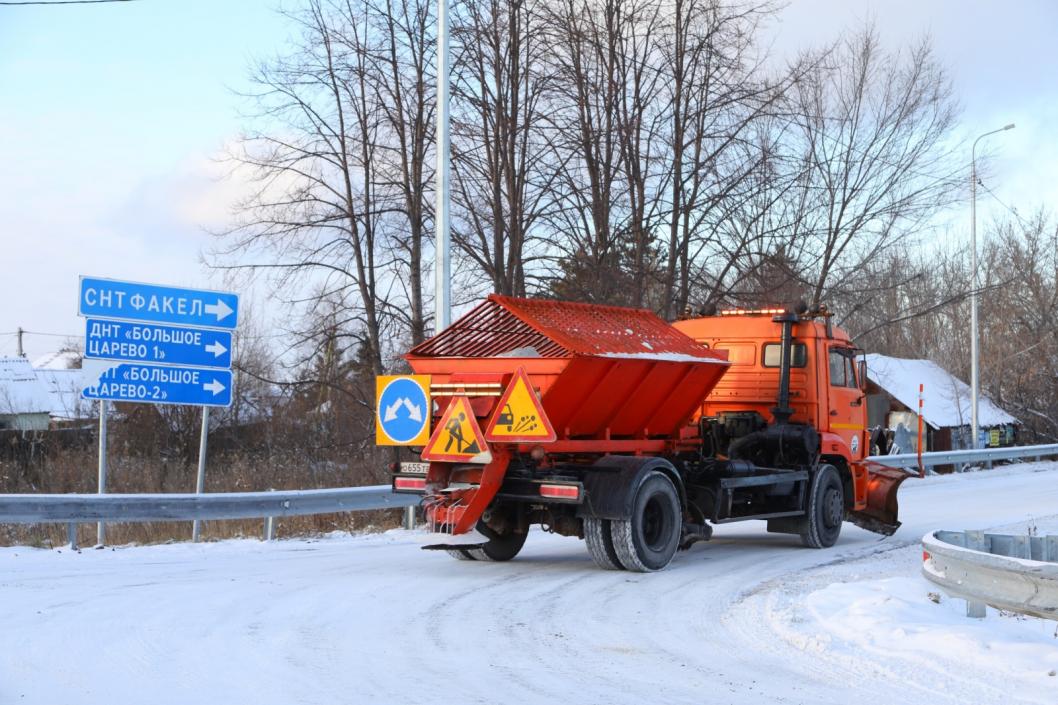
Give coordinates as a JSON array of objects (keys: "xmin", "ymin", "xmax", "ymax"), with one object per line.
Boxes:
[{"xmin": 673, "ymin": 307, "xmax": 868, "ymax": 468}]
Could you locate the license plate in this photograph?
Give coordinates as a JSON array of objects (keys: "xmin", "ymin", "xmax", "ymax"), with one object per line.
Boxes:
[{"xmin": 400, "ymin": 461, "xmax": 429, "ymax": 475}]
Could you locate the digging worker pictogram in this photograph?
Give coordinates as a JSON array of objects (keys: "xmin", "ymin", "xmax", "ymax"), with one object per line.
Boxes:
[
  {"xmin": 421, "ymin": 396, "xmax": 491, "ymax": 463},
  {"xmin": 444, "ymin": 412, "xmax": 481, "ymax": 454}
]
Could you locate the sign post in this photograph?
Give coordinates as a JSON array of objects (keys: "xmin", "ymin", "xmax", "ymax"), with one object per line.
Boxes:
[
  {"xmin": 375, "ymin": 375, "xmax": 432, "ymax": 530},
  {"xmin": 79, "ymin": 277, "xmax": 238, "ymax": 544},
  {"xmin": 97, "ymin": 399, "xmax": 108, "ymax": 545},
  {"xmin": 192, "ymin": 407, "xmax": 211, "ymax": 542}
]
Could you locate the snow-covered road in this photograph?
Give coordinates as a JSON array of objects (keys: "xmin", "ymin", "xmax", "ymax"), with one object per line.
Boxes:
[{"xmin": 4, "ymin": 463, "xmax": 1058, "ymax": 705}]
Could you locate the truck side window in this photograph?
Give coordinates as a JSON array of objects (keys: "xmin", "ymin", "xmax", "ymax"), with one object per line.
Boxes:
[
  {"xmin": 828, "ymin": 349, "xmax": 857, "ymax": 387},
  {"xmin": 762, "ymin": 343, "xmax": 807, "ymax": 368}
]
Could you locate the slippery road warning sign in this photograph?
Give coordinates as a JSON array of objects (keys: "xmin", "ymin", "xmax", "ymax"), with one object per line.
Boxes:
[
  {"xmin": 376, "ymin": 375, "xmax": 431, "ymax": 446},
  {"xmin": 422, "ymin": 396, "xmax": 492, "ymax": 464},
  {"xmin": 485, "ymin": 367, "xmax": 556, "ymax": 442}
]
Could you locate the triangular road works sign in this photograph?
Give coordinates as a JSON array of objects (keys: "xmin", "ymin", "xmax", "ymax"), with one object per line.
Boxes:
[
  {"xmin": 485, "ymin": 367, "xmax": 557, "ymax": 443},
  {"xmin": 422, "ymin": 396, "xmax": 493, "ymax": 464}
]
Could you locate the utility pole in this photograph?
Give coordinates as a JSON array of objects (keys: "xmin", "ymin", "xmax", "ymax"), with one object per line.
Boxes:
[
  {"xmin": 16, "ymin": 327, "xmax": 23, "ymax": 357},
  {"xmin": 969, "ymin": 123, "xmax": 1014, "ymax": 449}
]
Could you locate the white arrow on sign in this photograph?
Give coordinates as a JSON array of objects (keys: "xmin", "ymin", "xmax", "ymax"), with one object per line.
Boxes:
[
  {"xmin": 203, "ymin": 379, "xmax": 226, "ymax": 396},
  {"xmin": 402, "ymin": 398, "xmax": 423, "ymax": 423},
  {"xmin": 204, "ymin": 299, "xmax": 234, "ymax": 321},
  {"xmin": 383, "ymin": 399, "xmax": 403, "ymax": 423},
  {"xmin": 382, "ymin": 397, "xmax": 424, "ymax": 424},
  {"xmin": 204, "ymin": 341, "xmax": 228, "ymax": 358}
]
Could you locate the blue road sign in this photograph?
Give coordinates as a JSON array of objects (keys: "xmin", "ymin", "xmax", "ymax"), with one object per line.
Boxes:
[
  {"xmin": 82, "ymin": 363, "xmax": 233, "ymax": 407},
  {"xmin": 377, "ymin": 377, "xmax": 429, "ymax": 443},
  {"xmin": 79, "ymin": 276, "xmax": 239, "ymax": 330},
  {"xmin": 84, "ymin": 318, "xmax": 232, "ymax": 369}
]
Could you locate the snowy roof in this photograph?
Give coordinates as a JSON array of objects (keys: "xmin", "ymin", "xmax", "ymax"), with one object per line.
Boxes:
[
  {"xmin": 35, "ymin": 368, "xmax": 90, "ymax": 420},
  {"xmin": 864, "ymin": 353, "xmax": 1018, "ymax": 429},
  {"xmin": 0, "ymin": 357, "xmax": 53, "ymax": 416},
  {"xmin": 33, "ymin": 349, "xmax": 81, "ymax": 370}
]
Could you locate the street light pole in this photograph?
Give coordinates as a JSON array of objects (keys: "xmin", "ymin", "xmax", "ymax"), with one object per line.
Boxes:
[
  {"xmin": 969, "ymin": 123, "xmax": 1014, "ymax": 449},
  {"xmin": 407, "ymin": 0, "xmax": 451, "ymax": 534},
  {"xmin": 434, "ymin": 0, "xmax": 451, "ymax": 333}
]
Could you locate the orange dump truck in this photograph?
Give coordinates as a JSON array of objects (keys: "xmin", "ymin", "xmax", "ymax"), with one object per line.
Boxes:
[{"xmin": 382, "ymin": 296, "xmax": 906, "ymax": 572}]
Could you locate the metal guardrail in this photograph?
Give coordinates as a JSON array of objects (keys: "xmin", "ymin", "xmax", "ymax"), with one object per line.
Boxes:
[
  {"xmin": 868, "ymin": 443, "xmax": 1058, "ymax": 473},
  {"xmin": 0, "ymin": 485, "xmax": 419, "ymax": 548},
  {"xmin": 922, "ymin": 529, "xmax": 1058, "ymax": 620},
  {"xmin": 2, "ymin": 445, "xmax": 1055, "ymax": 548}
]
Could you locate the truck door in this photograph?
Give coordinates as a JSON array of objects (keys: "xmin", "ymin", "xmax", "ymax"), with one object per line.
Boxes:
[{"xmin": 826, "ymin": 346, "xmax": 866, "ymax": 460}]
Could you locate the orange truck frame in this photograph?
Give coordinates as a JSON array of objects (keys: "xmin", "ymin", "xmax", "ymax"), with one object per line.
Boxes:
[{"xmin": 384, "ymin": 296, "xmax": 907, "ymax": 572}]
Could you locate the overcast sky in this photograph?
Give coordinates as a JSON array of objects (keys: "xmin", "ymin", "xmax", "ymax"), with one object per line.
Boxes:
[{"xmin": 1, "ymin": 0, "xmax": 1055, "ymax": 361}]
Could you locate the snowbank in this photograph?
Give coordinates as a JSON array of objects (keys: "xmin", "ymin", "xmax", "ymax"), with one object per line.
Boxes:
[{"xmin": 806, "ymin": 577, "xmax": 1058, "ymax": 684}]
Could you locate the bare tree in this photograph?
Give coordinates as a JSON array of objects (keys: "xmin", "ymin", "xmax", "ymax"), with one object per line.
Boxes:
[
  {"xmin": 450, "ymin": 0, "xmax": 555, "ymax": 296},
  {"xmin": 978, "ymin": 212, "xmax": 1058, "ymax": 441},
  {"xmin": 538, "ymin": 0, "xmax": 631, "ymax": 303},
  {"xmin": 784, "ymin": 26, "xmax": 962, "ymax": 307},
  {"xmin": 657, "ymin": 0, "xmax": 795, "ymax": 317},
  {"xmin": 216, "ymin": 0, "xmax": 402, "ymax": 377},
  {"xmin": 366, "ymin": 0, "xmax": 435, "ymax": 344}
]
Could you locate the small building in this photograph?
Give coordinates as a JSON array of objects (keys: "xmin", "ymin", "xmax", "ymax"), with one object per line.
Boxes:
[
  {"xmin": 32, "ymin": 351, "xmax": 91, "ymax": 424},
  {"xmin": 0, "ymin": 357, "xmax": 53, "ymax": 431},
  {"xmin": 864, "ymin": 353, "xmax": 1018, "ymax": 453}
]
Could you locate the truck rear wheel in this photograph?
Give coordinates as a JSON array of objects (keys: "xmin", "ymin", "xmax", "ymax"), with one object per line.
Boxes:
[
  {"xmin": 584, "ymin": 517, "xmax": 623, "ymax": 570},
  {"xmin": 798, "ymin": 464, "xmax": 844, "ymax": 548},
  {"xmin": 467, "ymin": 530, "xmax": 528, "ymax": 561},
  {"xmin": 610, "ymin": 472, "xmax": 681, "ymax": 572}
]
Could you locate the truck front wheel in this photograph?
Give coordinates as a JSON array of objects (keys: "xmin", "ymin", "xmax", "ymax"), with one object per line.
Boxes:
[
  {"xmin": 798, "ymin": 464, "xmax": 844, "ymax": 548},
  {"xmin": 610, "ymin": 472, "xmax": 682, "ymax": 572}
]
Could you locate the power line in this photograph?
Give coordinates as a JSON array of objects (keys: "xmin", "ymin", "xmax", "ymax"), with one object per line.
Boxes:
[
  {"xmin": 17, "ymin": 329, "xmax": 80, "ymax": 338},
  {"xmin": 0, "ymin": 0, "xmax": 138, "ymax": 5},
  {"xmin": 977, "ymin": 179, "xmax": 1035, "ymax": 231}
]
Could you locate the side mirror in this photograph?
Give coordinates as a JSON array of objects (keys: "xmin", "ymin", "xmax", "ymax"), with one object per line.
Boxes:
[{"xmin": 858, "ymin": 359, "xmax": 868, "ymax": 391}]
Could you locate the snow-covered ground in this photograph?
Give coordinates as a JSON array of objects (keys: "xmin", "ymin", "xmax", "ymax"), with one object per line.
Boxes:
[{"xmin": 3, "ymin": 463, "xmax": 1058, "ymax": 705}]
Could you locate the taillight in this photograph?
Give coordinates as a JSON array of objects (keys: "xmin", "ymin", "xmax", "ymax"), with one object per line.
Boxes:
[
  {"xmin": 922, "ymin": 550, "xmax": 931, "ymax": 562},
  {"xmin": 394, "ymin": 476, "xmax": 426, "ymax": 492},
  {"xmin": 539, "ymin": 484, "xmax": 579, "ymax": 500}
]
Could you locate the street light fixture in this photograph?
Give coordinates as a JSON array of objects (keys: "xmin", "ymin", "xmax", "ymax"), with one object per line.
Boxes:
[{"xmin": 969, "ymin": 123, "xmax": 1015, "ymax": 449}]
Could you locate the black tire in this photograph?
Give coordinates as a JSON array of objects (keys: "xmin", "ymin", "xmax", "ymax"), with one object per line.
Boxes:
[
  {"xmin": 584, "ymin": 516, "xmax": 623, "ymax": 570},
  {"xmin": 466, "ymin": 530, "xmax": 528, "ymax": 562},
  {"xmin": 610, "ymin": 472, "xmax": 682, "ymax": 572},
  {"xmin": 798, "ymin": 464, "xmax": 844, "ymax": 548},
  {"xmin": 446, "ymin": 549, "xmax": 477, "ymax": 561}
]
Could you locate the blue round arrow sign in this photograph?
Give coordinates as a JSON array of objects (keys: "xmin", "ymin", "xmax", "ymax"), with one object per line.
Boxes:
[{"xmin": 377, "ymin": 377, "xmax": 429, "ymax": 443}]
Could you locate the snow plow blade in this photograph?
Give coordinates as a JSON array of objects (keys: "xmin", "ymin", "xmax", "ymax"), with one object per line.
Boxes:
[{"xmin": 848, "ymin": 462, "xmax": 909, "ymax": 536}]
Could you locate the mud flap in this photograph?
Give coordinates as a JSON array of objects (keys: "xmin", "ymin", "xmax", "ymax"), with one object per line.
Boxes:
[{"xmin": 848, "ymin": 462, "xmax": 910, "ymax": 536}]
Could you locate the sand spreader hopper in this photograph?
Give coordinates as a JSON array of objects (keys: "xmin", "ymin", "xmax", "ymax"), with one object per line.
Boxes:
[{"xmin": 403, "ymin": 295, "xmax": 730, "ymax": 538}]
